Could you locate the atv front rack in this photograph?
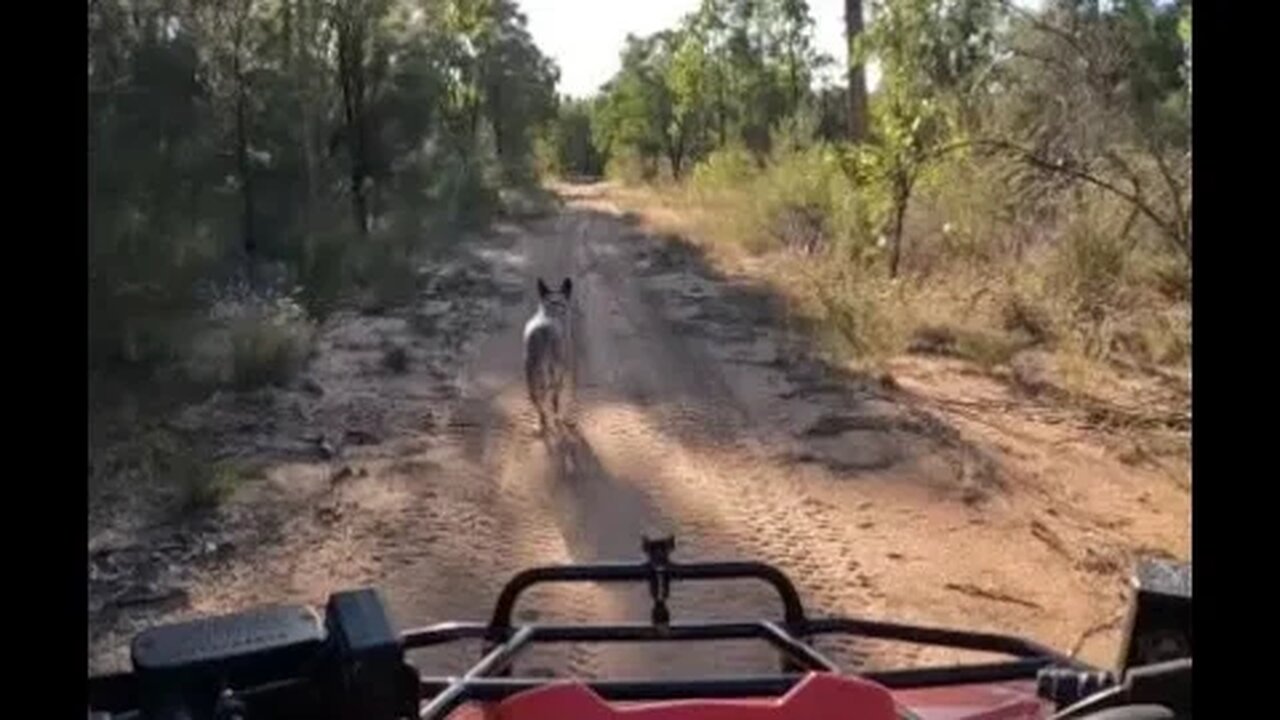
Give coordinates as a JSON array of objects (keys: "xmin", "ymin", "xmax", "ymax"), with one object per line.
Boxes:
[
  {"xmin": 87, "ymin": 536, "xmax": 1089, "ymax": 720},
  {"xmin": 407, "ymin": 536, "xmax": 1080, "ymax": 718}
]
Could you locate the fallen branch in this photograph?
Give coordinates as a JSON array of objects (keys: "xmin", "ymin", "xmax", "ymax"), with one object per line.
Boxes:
[
  {"xmin": 1030, "ymin": 519, "xmax": 1073, "ymax": 559},
  {"xmin": 944, "ymin": 582, "xmax": 1043, "ymax": 610},
  {"xmin": 1070, "ymin": 609, "xmax": 1127, "ymax": 658}
]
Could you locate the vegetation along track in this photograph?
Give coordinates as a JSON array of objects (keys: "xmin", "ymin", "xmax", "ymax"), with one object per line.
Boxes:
[{"xmin": 87, "ymin": 183, "xmax": 1189, "ymax": 678}]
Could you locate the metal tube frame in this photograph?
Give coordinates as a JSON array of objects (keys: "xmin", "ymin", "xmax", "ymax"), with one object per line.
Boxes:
[
  {"xmin": 404, "ymin": 537, "xmax": 1086, "ymax": 719},
  {"xmin": 404, "ymin": 619, "xmax": 1080, "ymax": 718}
]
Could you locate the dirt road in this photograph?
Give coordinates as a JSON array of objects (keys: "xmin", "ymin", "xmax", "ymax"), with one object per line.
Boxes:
[{"xmin": 88, "ymin": 183, "xmax": 1190, "ymax": 678}]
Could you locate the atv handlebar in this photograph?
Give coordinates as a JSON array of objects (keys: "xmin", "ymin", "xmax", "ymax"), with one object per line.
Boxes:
[
  {"xmin": 87, "ymin": 536, "xmax": 1092, "ymax": 720},
  {"xmin": 486, "ymin": 535, "xmax": 808, "ymax": 634}
]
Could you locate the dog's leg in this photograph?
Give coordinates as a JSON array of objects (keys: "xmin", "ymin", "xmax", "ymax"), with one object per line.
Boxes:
[
  {"xmin": 550, "ymin": 369, "xmax": 561, "ymax": 418},
  {"xmin": 547, "ymin": 370, "xmax": 563, "ymax": 435},
  {"xmin": 527, "ymin": 360, "xmax": 549, "ymax": 437},
  {"xmin": 536, "ymin": 405, "xmax": 549, "ymax": 437}
]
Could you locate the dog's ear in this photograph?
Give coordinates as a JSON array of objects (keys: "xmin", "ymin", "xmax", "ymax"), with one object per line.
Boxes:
[
  {"xmin": 560, "ymin": 277, "xmax": 573, "ymax": 299},
  {"xmin": 537, "ymin": 278, "xmax": 550, "ymax": 298}
]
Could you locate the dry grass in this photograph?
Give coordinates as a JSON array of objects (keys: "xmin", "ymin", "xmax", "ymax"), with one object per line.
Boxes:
[
  {"xmin": 90, "ymin": 425, "xmax": 262, "ymax": 516},
  {"xmin": 183, "ymin": 291, "xmax": 316, "ymax": 390},
  {"xmin": 602, "ymin": 149, "xmax": 1190, "ymax": 401}
]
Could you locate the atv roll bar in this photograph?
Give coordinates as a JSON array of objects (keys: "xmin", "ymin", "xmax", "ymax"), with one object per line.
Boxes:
[{"xmin": 87, "ymin": 536, "xmax": 1088, "ymax": 720}]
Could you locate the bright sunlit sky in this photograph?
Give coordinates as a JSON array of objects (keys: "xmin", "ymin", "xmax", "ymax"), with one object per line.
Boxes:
[{"xmin": 519, "ymin": 0, "xmax": 1046, "ymax": 99}]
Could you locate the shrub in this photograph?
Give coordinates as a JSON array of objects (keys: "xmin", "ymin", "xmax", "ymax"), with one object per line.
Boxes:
[{"xmin": 185, "ymin": 284, "xmax": 315, "ymax": 390}]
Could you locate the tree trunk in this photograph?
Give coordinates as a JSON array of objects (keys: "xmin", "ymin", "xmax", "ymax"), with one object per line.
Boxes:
[
  {"xmin": 717, "ymin": 79, "xmax": 727, "ymax": 146},
  {"xmin": 237, "ymin": 82, "xmax": 258, "ymax": 260},
  {"xmin": 233, "ymin": 2, "xmax": 256, "ymax": 262},
  {"xmin": 787, "ymin": 40, "xmax": 800, "ymax": 114},
  {"xmin": 489, "ymin": 75, "xmax": 506, "ymax": 165},
  {"xmin": 888, "ymin": 177, "xmax": 909, "ymax": 279},
  {"xmin": 336, "ymin": 8, "xmax": 370, "ymax": 237},
  {"xmin": 667, "ymin": 122, "xmax": 686, "ymax": 180},
  {"xmin": 297, "ymin": 0, "xmax": 319, "ymax": 266},
  {"xmin": 845, "ymin": 0, "xmax": 869, "ymax": 142}
]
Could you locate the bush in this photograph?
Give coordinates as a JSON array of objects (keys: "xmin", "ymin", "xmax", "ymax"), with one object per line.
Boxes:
[
  {"xmin": 91, "ymin": 425, "xmax": 252, "ymax": 515},
  {"xmin": 606, "ymin": 149, "xmax": 658, "ymax": 184},
  {"xmin": 438, "ymin": 159, "xmax": 500, "ymax": 230},
  {"xmin": 296, "ymin": 230, "xmax": 352, "ymax": 321},
  {"xmin": 184, "ymin": 285, "xmax": 315, "ymax": 390},
  {"xmin": 798, "ymin": 261, "xmax": 906, "ymax": 364},
  {"xmin": 881, "ymin": 152, "xmax": 1189, "ymax": 372},
  {"xmin": 690, "ymin": 144, "xmax": 759, "ymax": 196},
  {"xmin": 999, "ymin": 288, "xmax": 1058, "ymax": 346},
  {"xmin": 1053, "ymin": 209, "xmax": 1130, "ymax": 318},
  {"xmin": 229, "ymin": 311, "xmax": 314, "ymax": 389},
  {"xmin": 686, "ymin": 144, "xmax": 875, "ymax": 259},
  {"xmin": 352, "ymin": 236, "xmax": 420, "ymax": 314},
  {"xmin": 755, "ymin": 146, "xmax": 839, "ymax": 253},
  {"xmin": 176, "ymin": 459, "xmax": 261, "ymax": 516},
  {"xmin": 911, "ymin": 155, "xmax": 1019, "ymax": 270},
  {"xmin": 614, "ymin": 126, "xmax": 1189, "ymax": 383}
]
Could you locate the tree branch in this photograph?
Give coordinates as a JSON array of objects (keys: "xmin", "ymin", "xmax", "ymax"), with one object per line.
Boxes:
[
  {"xmin": 997, "ymin": 0, "xmax": 1089, "ymax": 62},
  {"xmin": 944, "ymin": 138, "xmax": 1189, "ymax": 258},
  {"xmin": 1146, "ymin": 135, "xmax": 1190, "ymax": 250}
]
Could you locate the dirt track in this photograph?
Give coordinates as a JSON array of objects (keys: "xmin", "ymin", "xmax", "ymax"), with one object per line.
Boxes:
[{"xmin": 88, "ymin": 183, "xmax": 1190, "ymax": 677}]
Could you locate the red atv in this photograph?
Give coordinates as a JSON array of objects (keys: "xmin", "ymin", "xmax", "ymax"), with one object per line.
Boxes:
[{"xmin": 87, "ymin": 536, "xmax": 1191, "ymax": 719}]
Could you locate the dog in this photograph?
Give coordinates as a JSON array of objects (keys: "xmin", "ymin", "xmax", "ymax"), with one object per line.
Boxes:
[{"xmin": 523, "ymin": 277, "xmax": 575, "ymax": 436}]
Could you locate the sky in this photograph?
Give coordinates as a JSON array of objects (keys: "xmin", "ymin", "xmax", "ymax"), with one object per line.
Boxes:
[
  {"xmin": 519, "ymin": 0, "xmax": 1046, "ymax": 100},
  {"xmin": 519, "ymin": 0, "xmax": 855, "ymax": 99}
]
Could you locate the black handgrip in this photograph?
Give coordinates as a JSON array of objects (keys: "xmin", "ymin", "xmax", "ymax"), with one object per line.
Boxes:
[
  {"xmin": 1050, "ymin": 659, "xmax": 1191, "ymax": 720},
  {"xmin": 1038, "ymin": 667, "xmax": 1119, "ymax": 707}
]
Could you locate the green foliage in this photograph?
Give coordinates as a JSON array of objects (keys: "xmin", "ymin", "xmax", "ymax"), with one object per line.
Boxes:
[
  {"xmin": 687, "ymin": 143, "xmax": 874, "ymax": 260},
  {"xmin": 846, "ymin": 0, "xmax": 1001, "ymax": 276},
  {"xmin": 592, "ymin": 0, "xmax": 829, "ymax": 180},
  {"xmin": 182, "ymin": 290, "xmax": 315, "ymax": 389},
  {"xmin": 178, "ymin": 459, "xmax": 260, "ymax": 515},
  {"xmin": 758, "ymin": 145, "xmax": 856, "ymax": 253},
  {"xmin": 807, "ymin": 261, "xmax": 905, "ymax": 362},
  {"xmin": 89, "ymin": 0, "xmax": 559, "ymax": 392},
  {"xmin": 690, "ymin": 143, "xmax": 759, "ymax": 193},
  {"xmin": 540, "ymin": 97, "xmax": 606, "ymax": 178},
  {"xmin": 89, "ymin": 1, "xmax": 563, "ymax": 515},
  {"xmin": 995, "ymin": 0, "xmax": 1190, "ymax": 257},
  {"xmin": 618, "ymin": 0, "xmax": 1191, "ymax": 376},
  {"xmin": 91, "ymin": 424, "xmax": 256, "ymax": 515}
]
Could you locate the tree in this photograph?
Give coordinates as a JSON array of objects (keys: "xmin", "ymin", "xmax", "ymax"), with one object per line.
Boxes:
[
  {"xmin": 331, "ymin": 0, "xmax": 387, "ymax": 237},
  {"xmin": 591, "ymin": 0, "xmax": 826, "ymax": 173},
  {"xmin": 592, "ymin": 33, "xmax": 679, "ymax": 178},
  {"xmin": 542, "ymin": 97, "xmax": 605, "ymax": 178},
  {"xmin": 853, "ymin": 0, "xmax": 999, "ymax": 277},
  {"xmin": 88, "ymin": 0, "xmax": 559, "ymax": 372},
  {"xmin": 845, "ymin": 0, "xmax": 868, "ymax": 141},
  {"xmin": 992, "ymin": 0, "xmax": 1190, "ymax": 256},
  {"xmin": 428, "ymin": 0, "xmax": 560, "ymax": 184}
]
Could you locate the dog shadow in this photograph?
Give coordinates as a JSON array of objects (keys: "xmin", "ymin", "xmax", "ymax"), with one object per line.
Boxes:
[
  {"xmin": 538, "ymin": 418, "xmax": 664, "ymax": 564},
  {"xmin": 540, "ymin": 418, "xmax": 585, "ymax": 480}
]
